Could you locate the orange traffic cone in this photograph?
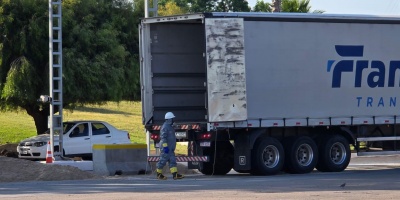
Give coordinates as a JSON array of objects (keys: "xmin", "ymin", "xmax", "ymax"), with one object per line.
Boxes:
[{"xmin": 46, "ymin": 141, "xmax": 53, "ymax": 164}]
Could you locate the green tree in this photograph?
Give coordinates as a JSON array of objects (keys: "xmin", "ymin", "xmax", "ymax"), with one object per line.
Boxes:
[
  {"xmin": 159, "ymin": 0, "xmax": 188, "ymax": 9},
  {"xmin": 0, "ymin": 0, "xmax": 50, "ymax": 134},
  {"xmin": 281, "ymin": 0, "xmax": 324, "ymax": 13},
  {"xmin": 158, "ymin": 1, "xmax": 187, "ymax": 16},
  {"xmin": 215, "ymin": 0, "xmax": 250, "ymax": 12},
  {"xmin": 0, "ymin": 0, "xmax": 140, "ymax": 134},
  {"xmin": 187, "ymin": 0, "xmax": 217, "ymax": 13},
  {"xmin": 253, "ymin": 0, "xmax": 272, "ymax": 12}
]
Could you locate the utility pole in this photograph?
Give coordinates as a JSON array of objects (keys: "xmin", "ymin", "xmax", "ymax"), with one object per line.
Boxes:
[
  {"xmin": 145, "ymin": 0, "xmax": 158, "ymax": 18},
  {"xmin": 272, "ymin": 0, "xmax": 281, "ymax": 12}
]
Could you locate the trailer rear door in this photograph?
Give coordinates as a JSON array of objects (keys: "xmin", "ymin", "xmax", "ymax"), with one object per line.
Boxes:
[{"xmin": 140, "ymin": 19, "xmax": 207, "ymax": 125}]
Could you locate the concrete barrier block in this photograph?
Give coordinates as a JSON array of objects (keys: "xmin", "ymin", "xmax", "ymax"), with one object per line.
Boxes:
[{"xmin": 93, "ymin": 144, "xmax": 149, "ymax": 176}]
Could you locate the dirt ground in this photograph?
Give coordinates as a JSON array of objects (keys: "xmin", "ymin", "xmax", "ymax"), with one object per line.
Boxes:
[
  {"xmin": 0, "ymin": 143, "xmax": 195, "ymax": 183},
  {"xmin": 0, "ymin": 143, "xmax": 101, "ymax": 182},
  {"xmin": 0, "ymin": 143, "xmax": 19, "ymax": 158}
]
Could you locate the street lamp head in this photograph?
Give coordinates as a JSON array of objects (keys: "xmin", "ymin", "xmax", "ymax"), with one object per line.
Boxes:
[{"xmin": 38, "ymin": 95, "xmax": 52, "ymax": 103}]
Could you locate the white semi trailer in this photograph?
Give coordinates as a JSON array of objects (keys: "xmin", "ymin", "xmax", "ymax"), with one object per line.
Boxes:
[{"xmin": 140, "ymin": 12, "xmax": 400, "ymax": 175}]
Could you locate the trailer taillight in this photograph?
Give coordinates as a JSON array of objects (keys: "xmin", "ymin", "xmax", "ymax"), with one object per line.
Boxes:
[
  {"xmin": 150, "ymin": 133, "xmax": 160, "ymax": 140},
  {"xmin": 200, "ymin": 133, "xmax": 212, "ymax": 139}
]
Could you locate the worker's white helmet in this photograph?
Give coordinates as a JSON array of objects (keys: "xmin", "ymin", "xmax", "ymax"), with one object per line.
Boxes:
[{"xmin": 165, "ymin": 112, "xmax": 176, "ymax": 119}]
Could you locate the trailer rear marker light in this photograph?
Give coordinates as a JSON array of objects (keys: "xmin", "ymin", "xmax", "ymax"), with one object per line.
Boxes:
[
  {"xmin": 200, "ymin": 133, "xmax": 212, "ymax": 139},
  {"xmin": 150, "ymin": 133, "xmax": 159, "ymax": 140}
]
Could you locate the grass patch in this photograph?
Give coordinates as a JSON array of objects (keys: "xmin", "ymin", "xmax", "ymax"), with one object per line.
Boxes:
[
  {"xmin": 0, "ymin": 111, "xmax": 37, "ymax": 144},
  {"xmin": 0, "ymin": 101, "xmax": 145, "ymax": 144}
]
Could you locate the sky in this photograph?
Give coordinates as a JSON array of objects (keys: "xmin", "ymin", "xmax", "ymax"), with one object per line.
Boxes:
[{"xmin": 247, "ymin": 0, "xmax": 400, "ymax": 15}]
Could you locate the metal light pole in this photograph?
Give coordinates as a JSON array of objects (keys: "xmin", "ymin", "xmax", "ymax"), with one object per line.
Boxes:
[
  {"xmin": 144, "ymin": 0, "xmax": 158, "ymax": 157},
  {"xmin": 145, "ymin": 0, "xmax": 158, "ymax": 18},
  {"xmin": 48, "ymin": 0, "xmax": 63, "ymax": 159}
]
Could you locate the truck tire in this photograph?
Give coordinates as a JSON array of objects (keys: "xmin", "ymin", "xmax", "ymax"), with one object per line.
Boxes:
[
  {"xmin": 251, "ymin": 137, "xmax": 284, "ymax": 175},
  {"xmin": 199, "ymin": 141, "xmax": 234, "ymax": 175},
  {"xmin": 316, "ymin": 135, "xmax": 351, "ymax": 172},
  {"xmin": 283, "ymin": 136, "xmax": 318, "ymax": 174}
]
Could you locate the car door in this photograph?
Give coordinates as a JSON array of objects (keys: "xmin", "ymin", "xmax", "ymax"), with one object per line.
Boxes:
[
  {"xmin": 64, "ymin": 122, "xmax": 92, "ymax": 155},
  {"xmin": 90, "ymin": 122, "xmax": 113, "ymax": 151}
]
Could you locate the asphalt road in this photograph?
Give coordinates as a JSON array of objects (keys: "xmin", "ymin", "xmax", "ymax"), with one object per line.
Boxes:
[{"xmin": 1, "ymin": 154, "xmax": 400, "ymax": 200}]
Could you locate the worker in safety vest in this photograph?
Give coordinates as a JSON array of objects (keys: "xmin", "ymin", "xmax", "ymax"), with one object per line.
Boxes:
[{"xmin": 156, "ymin": 112, "xmax": 184, "ymax": 180}]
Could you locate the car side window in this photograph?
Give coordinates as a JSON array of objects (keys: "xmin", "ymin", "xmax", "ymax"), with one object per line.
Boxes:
[
  {"xmin": 69, "ymin": 123, "xmax": 89, "ymax": 137},
  {"xmin": 92, "ymin": 123, "xmax": 110, "ymax": 135}
]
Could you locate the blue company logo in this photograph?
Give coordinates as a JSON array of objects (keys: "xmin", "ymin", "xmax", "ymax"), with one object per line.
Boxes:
[{"xmin": 327, "ymin": 45, "xmax": 400, "ymax": 88}]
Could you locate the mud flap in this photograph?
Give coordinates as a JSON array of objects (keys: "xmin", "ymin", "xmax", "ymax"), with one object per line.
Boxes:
[{"xmin": 234, "ymin": 133, "xmax": 251, "ymax": 171}]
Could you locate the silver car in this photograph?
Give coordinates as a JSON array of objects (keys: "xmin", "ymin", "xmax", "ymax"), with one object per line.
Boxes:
[{"xmin": 17, "ymin": 121, "xmax": 131, "ymax": 160}]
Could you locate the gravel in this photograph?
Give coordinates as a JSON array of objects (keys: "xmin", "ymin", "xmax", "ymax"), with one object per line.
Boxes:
[{"xmin": 0, "ymin": 156, "xmax": 101, "ymax": 182}]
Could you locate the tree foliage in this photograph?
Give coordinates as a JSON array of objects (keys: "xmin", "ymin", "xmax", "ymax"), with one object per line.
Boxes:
[
  {"xmin": 159, "ymin": 0, "xmax": 188, "ymax": 8},
  {"xmin": 156, "ymin": 0, "xmax": 251, "ymax": 13},
  {"xmin": 253, "ymin": 0, "xmax": 272, "ymax": 12},
  {"xmin": 187, "ymin": 0, "xmax": 217, "ymax": 13},
  {"xmin": 0, "ymin": 0, "xmax": 48, "ymax": 111},
  {"xmin": 159, "ymin": 1, "xmax": 187, "ymax": 16},
  {"xmin": 281, "ymin": 0, "xmax": 324, "ymax": 13},
  {"xmin": 215, "ymin": 0, "xmax": 250, "ymax": 12},
  {"xmin": 0, "ymin": 0, "xmax": 140, "ymax": 134},
  {"xmin": 282, "ymin": 0, "xmax": 310, "ymax": 12},
  {"xmin": 62, "ymin": 0, "xmax": 139, "ymax": 103}
]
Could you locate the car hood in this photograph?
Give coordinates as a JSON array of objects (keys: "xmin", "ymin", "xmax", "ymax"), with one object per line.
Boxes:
[{"xmin": 19, "ymin": 134, "xmax": 60, "ymax": 143}]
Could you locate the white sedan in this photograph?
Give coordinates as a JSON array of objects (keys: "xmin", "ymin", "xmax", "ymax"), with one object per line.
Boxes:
[{"xmin": 17, "ymin": 121, "xmax": 131, "ymax": 160}]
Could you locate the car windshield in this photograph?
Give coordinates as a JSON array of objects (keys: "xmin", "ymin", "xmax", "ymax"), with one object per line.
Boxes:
[{"xmin": 63, "ymin": 122, "xmax": 77, "ymax": 135}]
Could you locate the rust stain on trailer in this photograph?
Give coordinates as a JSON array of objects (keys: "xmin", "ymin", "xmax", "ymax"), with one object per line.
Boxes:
[
  {"xmin": 205, "ymin": 18, "xmax": 247, "ymax": 122},
  {"xmin": 226, "ymin": 47, "xmax": 244, "ymax": 55},
  {"xmin": 224, "ymin": 90, "xmax": 238, "ymax": 96}
]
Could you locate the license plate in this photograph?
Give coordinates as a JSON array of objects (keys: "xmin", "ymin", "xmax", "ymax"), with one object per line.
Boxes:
[
  {"xmin": 200, "ymin": 141, "xmax": 211, "ymax": 147},
  {"xmin": 21, "ymin": 151, "xmax": 28, "ymax": 154},
  {"xmin": 175, "ymin": 132, "xmax": 186, "ymax": 138}
]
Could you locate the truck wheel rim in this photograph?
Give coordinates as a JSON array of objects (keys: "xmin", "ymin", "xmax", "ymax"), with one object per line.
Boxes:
[
  {"xmin": 262, "ymin": 145, "xmax": 280, "ymax": 168},
  {"xmin": 296, "ymin": 144, "xmax": 313, "ymax": 166},
  {"xmin": 330, "ymin": 142, "xmax": 346, "ymax": 164}
]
